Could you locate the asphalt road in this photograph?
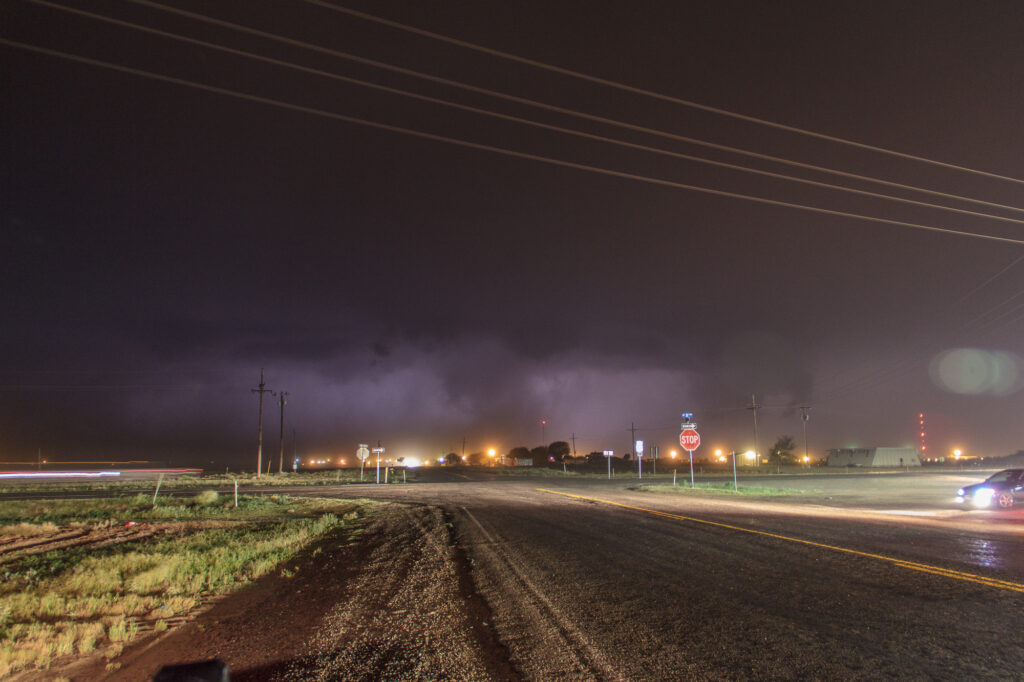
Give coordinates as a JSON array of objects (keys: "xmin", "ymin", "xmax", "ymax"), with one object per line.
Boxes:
[{"xmin": 312, "ymin": 468, "xmax": 1024, "ymax": 679}]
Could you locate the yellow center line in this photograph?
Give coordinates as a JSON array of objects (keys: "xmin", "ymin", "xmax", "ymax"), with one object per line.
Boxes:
[{"xmin": 537, "ymin": 488, "xmax": 1024, "ymax": 594}]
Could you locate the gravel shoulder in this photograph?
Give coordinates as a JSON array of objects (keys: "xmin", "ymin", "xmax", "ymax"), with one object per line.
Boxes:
[{"xmin": 54, "ymin": 504, "xmax": 508, "ymax": 681}]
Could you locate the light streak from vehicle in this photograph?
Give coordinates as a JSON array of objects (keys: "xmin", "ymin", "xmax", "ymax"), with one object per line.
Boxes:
[{"xmin": 0, "ymin": 471, "xmax": 122, "ymax": 479}]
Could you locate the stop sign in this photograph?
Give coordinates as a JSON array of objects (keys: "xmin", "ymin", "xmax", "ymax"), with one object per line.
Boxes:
[{"xmin": 680, "ymin": 429, "xmax": 700, "ymax": 451}]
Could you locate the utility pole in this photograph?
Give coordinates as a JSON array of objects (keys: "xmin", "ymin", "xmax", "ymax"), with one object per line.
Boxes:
[
  {"xmin": 277, "ymin": 391, "xmax": 289, "ymax": 474},
  {"xmin": 252, "ymin": 369, "xmax": 273, "ymax": 478},
  {"xmin": 747, "ymin": 394, "xmax": 761, "ymax": 466},
  {"xmin": 461, "ymin": 436, "xmax": 466, "ymax": 462},
  {"xmin": 571, "ymin": 432, "xmax": 576, "ymax": 456},
  {"xmin": 629, "ymin": 422, "xmax": 640, "ymax": 478},
  {"xmin": 800, "ymin": 405, "xmax": 811, "ymax": 467}
]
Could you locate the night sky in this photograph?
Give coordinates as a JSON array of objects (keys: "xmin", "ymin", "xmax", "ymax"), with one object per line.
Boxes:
[{"xmin": 2, "ymin": 0, "xmax": 1023, "ymax": 468}]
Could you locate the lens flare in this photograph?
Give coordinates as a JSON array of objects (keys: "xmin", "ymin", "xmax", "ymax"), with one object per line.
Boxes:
[{"xmin": 930, "ymin": 348, "xmax": 1021, "ymax": 396}]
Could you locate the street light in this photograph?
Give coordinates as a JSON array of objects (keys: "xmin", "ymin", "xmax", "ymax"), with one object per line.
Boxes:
[
  {"xmin": 715, "ymin": 448, "xmax": 723, "ymax": 462},
  {"xmin": 488, "ymin": 448, "xmax": 496, "ymax": 466},
  {"xmin": 670, "ymin": 450, "xmax": 677, "ymax": 459},
  {"xmin": 954, "ymin": 448, "xmax": 962, "ymax": 460},
  {"xmin": 744, "ymin": 450, "xmax": 756, "ymax": 465}
]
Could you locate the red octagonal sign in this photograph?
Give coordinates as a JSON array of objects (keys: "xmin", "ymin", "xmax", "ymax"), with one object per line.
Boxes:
[{"xmin": 680, "ymin": 429, "xmax": 701, "ymax": 451}]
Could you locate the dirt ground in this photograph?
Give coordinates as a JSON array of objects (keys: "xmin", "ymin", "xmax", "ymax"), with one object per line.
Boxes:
[{"xmin": 39, "ymin": 504, "xmax": 513, "ymax": 682}]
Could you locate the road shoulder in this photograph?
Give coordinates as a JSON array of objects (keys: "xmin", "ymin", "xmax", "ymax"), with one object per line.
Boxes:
[{"xmin": 55, "ymin": 504, "xmax": 502, "ymax": 681}]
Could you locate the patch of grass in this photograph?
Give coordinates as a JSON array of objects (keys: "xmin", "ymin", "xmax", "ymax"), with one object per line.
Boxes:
[
  {"xmin": 0, "ymin": 521, "xmax": 59, "ymax": 537},
  {"xmin": 192, "ymin": 490, "xmax": 219, "ymax": 505},
  {"xmin": 0, "ymin": 492, "xmax": 345, "ymax": 529},
  {"xmin": 464, "ymin": 466, "xmax": 581, "ymax": 477},
  {"xmin": 0, "ymin": 470, "xmax": 368, "ymax": 496},
  {"xmin": 0, "ymin": 496, "xmax": 379, "ymax": 677},
  {"xmin": 632, "ymin": 482, "xmax": 815, "ymax": 496}
]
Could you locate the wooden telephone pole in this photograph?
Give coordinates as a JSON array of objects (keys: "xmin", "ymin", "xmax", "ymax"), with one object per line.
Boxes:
[{"xmin": 252, "ymin": 369, "xmax": 273, "ymax": 478}]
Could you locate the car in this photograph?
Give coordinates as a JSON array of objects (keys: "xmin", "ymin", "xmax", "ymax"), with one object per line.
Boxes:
[{"xmin": 956, "ymin": 469, "xmax": 1024, "ymax": 509}]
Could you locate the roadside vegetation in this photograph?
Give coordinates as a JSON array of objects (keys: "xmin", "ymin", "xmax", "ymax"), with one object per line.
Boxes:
[
  {"xmin": 632, "ymin": 482, "xmax": 815, "ymax": 496},
  {"xmin": 0, "ymin": 493, "xmax": 378, "ymax": 676},
  {"xmin": 463, "ymin": 466, "xmax": 580, "ymax": 477},
  {"xmin": 0, "ymin": 469, "xmax": 368, "ymax": 495}
]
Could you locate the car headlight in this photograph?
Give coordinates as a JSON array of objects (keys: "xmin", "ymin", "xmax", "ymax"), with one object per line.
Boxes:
[
  {"xmin": 957, "ymin": 488, "xmax": 965, "ymax": 496},
  {"xmin": 973, "ymin": 487, "xmax": 995, "ymax": 508}
]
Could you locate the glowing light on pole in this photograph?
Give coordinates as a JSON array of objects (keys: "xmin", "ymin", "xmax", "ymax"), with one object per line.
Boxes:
[{"xmin": 919, "ymin": 413, "xmax": 927, "ymax": 460}]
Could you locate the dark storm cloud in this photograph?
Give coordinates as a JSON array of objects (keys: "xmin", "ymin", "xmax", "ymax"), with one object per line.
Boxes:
[{"xmin": 715, "ymin": 331, "xmax": 814, "ymax": 407}]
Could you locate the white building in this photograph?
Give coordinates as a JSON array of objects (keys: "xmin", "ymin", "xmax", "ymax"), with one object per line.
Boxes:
[{"xmin": 826, "ymin": 447, "xmax": 920, "ymax": 467}]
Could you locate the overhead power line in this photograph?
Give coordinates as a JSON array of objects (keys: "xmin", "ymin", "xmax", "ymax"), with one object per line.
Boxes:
[
  {"xmin": 36, "ymin": 0, "xmax": 1024, "ymax": 228},
  {"xmin": 3, "ymin": 37, "xmax": 1023, "ymax": 248},
  {"xmin": 957, "ymin": 254, "xmax": 1024, "ymax": 303},
  {"xmin": 116, "ymin": 0, "xmax": 1024, "ymax": 219},
  {"xmin": 302, "ymin": 0, "xmax": 1024, "ymax": 187}
]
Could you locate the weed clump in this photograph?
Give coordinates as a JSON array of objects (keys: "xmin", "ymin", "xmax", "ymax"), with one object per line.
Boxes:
[{"xmin": 193, "ymin": 490, "xmax": 219, "ymax": 506}]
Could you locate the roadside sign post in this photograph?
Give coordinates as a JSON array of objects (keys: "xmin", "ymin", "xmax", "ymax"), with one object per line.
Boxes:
[
  {"xmin": 603, "ymin": 450, "xmax": 613, "ymax": 479},
  {"xmin": 372, "ymin": 443, "xmax": 385, "ymax": 485},
  {"xmin": 357, "ymin": 444, "xmax": 370, "ymax": 481},
  {"xmin": 731, "ymin": 450, "xmax": 738, "ymax": 491},
  {"xmin": 635, "ymin": 440, "xmax": 644, "ymax": 479},
  {"xmin": 680, "ymin": 419, "xmax": 700, "ymax": 489}
]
